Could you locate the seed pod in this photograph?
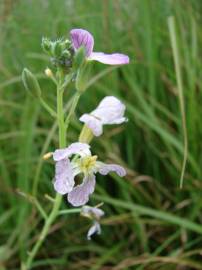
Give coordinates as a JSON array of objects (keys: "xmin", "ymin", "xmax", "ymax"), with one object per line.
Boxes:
[{"xmin": 22, "ymin": 68, "xmax": 41, "ymax": 98}]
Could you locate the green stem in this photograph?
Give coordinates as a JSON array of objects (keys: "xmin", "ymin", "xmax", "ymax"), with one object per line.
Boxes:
[
  {"xmin": 57, "ymin": 87, "xmax": 66, "ymax": 148},
  {"xmin": 23, "ymin": 81, "xmax": 67, "ymax": 269},
  {"xmin": 29, "ymin": 196, "xmax": 47, "ymax": 220},
  {"xmin": 24, "ymin": 194, "xmax": 62, "ymax": 269},
  {"xmin": 58, "ymin": 208, "xmax": 81, "ymax": 216},
  {"xmin": 33, "ymin": 199, "xmax": 48, "ymax": 220},
  {"xmin": 64, "ymin": 92, "xmax": 81, "ymax": 130},
  {"xmin": 17, "ymin": 189, "xmax": 47, "ymax": 220},
  {"xmin": 39, "ymin": 97, "xmax": 57, "ymax": 118}
]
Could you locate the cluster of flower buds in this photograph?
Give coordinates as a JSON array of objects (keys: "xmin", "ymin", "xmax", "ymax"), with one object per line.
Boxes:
[{"xmin": 42, "ymin": 37, "xmax": 75, "ymax": 70}]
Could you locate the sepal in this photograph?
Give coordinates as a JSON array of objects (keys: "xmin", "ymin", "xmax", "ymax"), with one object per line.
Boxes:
[
  {"xmin": 73, "ymin": 46, "xmax": 86, "ymax": 71},
  {"xmin": 75, "ymin": 61, "xmax": 93, "ymax": 92}
]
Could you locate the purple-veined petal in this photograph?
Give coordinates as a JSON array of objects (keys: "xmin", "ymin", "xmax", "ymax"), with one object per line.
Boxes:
[
  {"xmin": 68, "ymin": 174, "xmax": 96, "ymax": 206},
  {"xmin": 70, "ymin": 28, "xmax": 94, "ymax": 57},
  {"xmin": 87, "ymin": 221, "xmax": 101, "ymax": 240},
  {"xmin": 79, "ymin": 114, "xmax": 103, "ymax": 136},
  {"xmin": 81, "ymin": 205, "xmax": 104, "ymax": 219},
  {"xmin": 98, "ymin": 163, "xmax": 126, "ymax": 177},
  {"xmin": 89, "ymin": 52, "xmax": 129, "ymax": 65},
  {"xmin": 53, "ymin": 159, "xmax": 74, "ymax": 194},
  {"xmin": 53, "ymin": 142, "xmax": 91, "ymax": 161}
]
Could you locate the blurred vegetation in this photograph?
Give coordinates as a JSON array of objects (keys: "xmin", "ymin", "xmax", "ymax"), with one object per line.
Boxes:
[{"xmin": 1, "ymin": 0, "xmax": 202, "ymax": 269}]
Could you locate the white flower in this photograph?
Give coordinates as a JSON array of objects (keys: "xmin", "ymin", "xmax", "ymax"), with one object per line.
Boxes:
[
  {"xmin": 81, "ymin": 205, "xmax": 105, "ymax": 240},
  {"xmin": 53, "ymin": 142, "xmax": 126, "ymax": 206},
  {"xmin": 79, "ymin": 96, "xmax": 127, "ymax": 136}
]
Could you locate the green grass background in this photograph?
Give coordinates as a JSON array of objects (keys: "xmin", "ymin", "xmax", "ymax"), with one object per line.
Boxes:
[{"xmin": 1, "ymin": 0, "xmax": 202, "ymax": 269}]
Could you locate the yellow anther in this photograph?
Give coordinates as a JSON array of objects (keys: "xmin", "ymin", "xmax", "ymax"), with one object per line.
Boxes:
[{"xmin": 79, "ymin": 155, "xmax": 98, "ymax": 173}]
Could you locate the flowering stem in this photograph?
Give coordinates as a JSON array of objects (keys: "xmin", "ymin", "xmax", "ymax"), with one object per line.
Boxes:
[
  {"xmin": 64, "ymin": 91, "xmax": 81, "ymax": 130},
  {"xmin": 57, "ymin": 87, "xmax": 66, "ymax": 148},
  {"xmin": 23, "ymin": 194, "xmax": 62, "ymax": 270},
  {"xmin": 23, "ymin": 76, "xmax": 69, "ymax": 269}
]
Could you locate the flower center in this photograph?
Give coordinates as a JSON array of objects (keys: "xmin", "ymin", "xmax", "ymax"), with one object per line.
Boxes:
[{"xmin": 78, "ymin": 155, "xmax": 98, "ymax": 174}]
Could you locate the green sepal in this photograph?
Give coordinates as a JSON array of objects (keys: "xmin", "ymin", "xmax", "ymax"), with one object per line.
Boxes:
[
  {"xmin": 52, "ymin": 40, "xmax": 63, "ymax": 58},
  {"xmin": 76, "ymin": 61, "xmax": 93, "ymax": 92},
  {"xmin": 73, "ymin": 46, "xmax": 86, "ymax": 71},
  {"xmin": 41, "ymin": 37, "xmax": 52, "ymax": 54},
  {"xmin": 22, "ymin": 68, "xmax": 41, "ymax": 98}
]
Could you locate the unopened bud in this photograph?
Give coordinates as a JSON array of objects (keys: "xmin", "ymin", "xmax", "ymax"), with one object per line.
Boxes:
[
  {"xmin": 45, "ymin": 68, "xmax": 53, "ymax": 77},
  {"xmin": 22, "ymin": 68, "xmax": 41, "ymax": 98},
  {"xmin": 43, "ymin": 152, "xmax": 53, "ymax": 160},
  {"xmin": 42, "ymin": 37, "xmax": 52, "ymax": 54},
  {"xmin": 52, "ymin": 40, "xmax": 63, "ymax": 57},
  {"xmin": 62, "ymin": 50, "xmax": 71, "ymax": 58}
]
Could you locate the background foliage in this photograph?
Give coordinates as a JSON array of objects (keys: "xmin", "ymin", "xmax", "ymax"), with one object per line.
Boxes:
[{"xmin": 1, "ymin": 0, "xmax": 202, "ymax": 269}]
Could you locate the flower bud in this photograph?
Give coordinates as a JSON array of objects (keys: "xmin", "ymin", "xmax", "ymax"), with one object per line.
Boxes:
[
  {"xmin": 45, "ymin": 68, "xmax": 53, "ymax": 77},
  {"xmin": 62, "ymin": 50, "xmax": 71, "ymax": 58},
  {"xmin": 42, "ymin": 37, "xmax": 52, "ymax": 54},
  {"xmin": 43, "ymin": 152, "xmax": 53, "ymax": 160},
  {"xmin": 52, "ymin": 40, "xmax": 63, "ymax": 57},
  {"xmin": 73, "ymin": 46, "xmax": 86, "ymax": 70},
  {"xmin": 63, "ymin": 39, "xmax": 71, "ymax": 48},
  {"xmin": 22, "ymin": 68, "xmax": 41, "ymax": 98}
]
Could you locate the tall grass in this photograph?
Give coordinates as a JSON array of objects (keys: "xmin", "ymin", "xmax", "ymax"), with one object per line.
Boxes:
[{"xmin": 0, "ymin": 0, "xmax": 202, "ymax": 269}]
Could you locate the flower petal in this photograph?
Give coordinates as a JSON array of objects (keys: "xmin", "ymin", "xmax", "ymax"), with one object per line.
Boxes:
[
  {"xmin": 79, "ymin": 96, "xmax": 126, "ymax": 137},
  {"xmin": 96, "ymin": 96, "xmax": 127, "ymax": 124},
  {"xmin": 79, "ymin": 114, "xmax": 103, "ymax": 136},
  {"xmin": 98, "ymin": 163, "xmax": 126, "ymax": 177},
  {"xmin": 54, "ymin": 159, "xmax": 74, "ymax": 194},
  {"xmin": 70, "ymin": 28, "xmax": 94, "ymax": 57},
  {"xmin": 80, "ymin": 96, "xmax": 127, "ymax": 132},
  {"xmin": 87, "ymin": 221, "xmax": 101, "ymax": 240},
  {"xmin": 81, "ymin": 205, "xmax": 105, "ymax": 219},
  {"xmin": 68, "ymin": 175, "xmax": 96, "ymax": 206},
  {"xmin": 53, "ymin": 142, "xmax": 91, "ymax": 161},
  {"xmin": 89, "ymin": 52, "xmax": 129, "ymax": 65}
]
